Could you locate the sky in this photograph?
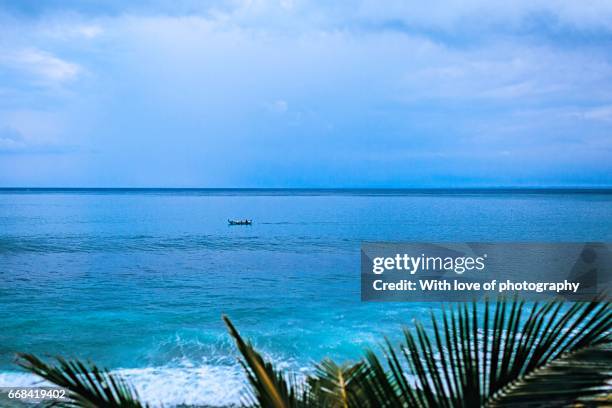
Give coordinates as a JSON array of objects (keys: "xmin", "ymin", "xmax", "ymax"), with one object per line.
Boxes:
[{"xmin": 0, "ymin": 0, "xmax": 611, "ymax": 187}]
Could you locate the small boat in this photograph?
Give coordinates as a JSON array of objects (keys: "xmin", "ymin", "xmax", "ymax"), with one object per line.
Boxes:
[{"xmin": 228, "ymin": 219, "xmax": 252, "ymax": 225}]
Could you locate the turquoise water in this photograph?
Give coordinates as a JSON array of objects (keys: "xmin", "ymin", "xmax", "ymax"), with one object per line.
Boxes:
[{"xmin": 1, "ymin": 189, "xmax": 611, "ymax": 406}]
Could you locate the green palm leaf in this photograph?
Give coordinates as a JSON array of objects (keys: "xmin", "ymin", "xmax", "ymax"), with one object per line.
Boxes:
[
  {"xmin": 16, "ymin": 353, "xmax": 146, "ymax": 408},
  {"xmin": 223, "ymin": 315, "xmax": 307, "ymax": 408},
  {"xmin": 488, "ymin": 342, "xmax": 612, "ymax": 406},
  {"xmin": 356, "ymin": 299, "xmax": 611, "ymax": 407},
  {"xmin": 306, "ymin": 359, "xmax": 366, "ymax": 408}
]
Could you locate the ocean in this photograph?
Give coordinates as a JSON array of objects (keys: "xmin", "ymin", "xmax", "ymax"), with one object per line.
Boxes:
[{"xmin": 1, "ymin": 189, "xmax": 611, "ymax": 406}]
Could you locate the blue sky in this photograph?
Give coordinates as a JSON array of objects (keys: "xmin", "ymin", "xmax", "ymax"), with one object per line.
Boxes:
[{"xmin": 1, "ymin": 0, "xmax": 611, "ymax": 187}]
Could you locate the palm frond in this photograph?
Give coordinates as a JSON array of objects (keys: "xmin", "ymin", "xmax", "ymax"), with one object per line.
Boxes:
[
  {"xmin": 488, "ymin": 342, "xmax": 612, "ymax": 406},
  {"xmin": 356, "ymin": 299, "xmax": 611, "ymax": 407},
  {"xmin": 306, "ymin": 359, "xmax": 366, "ymax": 408},
  {"xmin": 16, "ymin": 353, "xmax": 146, "ymax": 408},
  {"xmin": 223, "ymin": 315, "xmax": 307, "ymax": 408}
]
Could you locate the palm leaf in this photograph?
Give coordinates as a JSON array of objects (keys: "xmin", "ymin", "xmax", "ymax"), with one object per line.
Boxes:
[
  {"xmin": 223, "ymin": 315, "xmax": 307, "ymax": 408},
  {"xmin": 306, "ymin": 359, "xmax": 366, "ymax": 408},
  {"xmin": 356, "ymin": 299, "xmax": 611, "ymax": 407},
  {"xmin": 488, "ymin": 342, "xmax": 612, "ymax": 406},
  {"xmin": 16, "ymin": 353, "xmax": 146, "ymax": 408}
]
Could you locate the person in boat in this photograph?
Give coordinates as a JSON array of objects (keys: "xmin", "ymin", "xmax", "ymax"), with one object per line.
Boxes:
[{"xmin": 228, "ymin": 219, "xmax": 252, "ymax": 224}]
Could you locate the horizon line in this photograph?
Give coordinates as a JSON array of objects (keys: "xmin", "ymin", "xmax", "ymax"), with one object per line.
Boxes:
[{"xmin": 1, "ymin": 186, "xmax": 612, "ymax": 191}]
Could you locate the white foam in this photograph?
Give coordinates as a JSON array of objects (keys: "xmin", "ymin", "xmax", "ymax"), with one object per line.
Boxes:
[{"xmin": 0, "ymin": 364, "xmax": 247, "ymax": 407}]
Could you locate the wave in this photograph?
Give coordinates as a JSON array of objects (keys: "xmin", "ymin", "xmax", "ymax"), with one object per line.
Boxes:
[
  {"xmin": 0, "ymin": 234, "xmax": 355, "ymax": 254},
  {"xmin": 0, "ymin": 235, "xmax": 359, "ymax": 254},
  {"xmin": 0, "ymin": 364, "xmax": 248, "ymax": 407}
]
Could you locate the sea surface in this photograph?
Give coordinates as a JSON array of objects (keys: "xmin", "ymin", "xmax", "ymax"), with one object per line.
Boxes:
[{"xmin": 1, "ymin": 189, "xmax": 611, "ymax": 406}]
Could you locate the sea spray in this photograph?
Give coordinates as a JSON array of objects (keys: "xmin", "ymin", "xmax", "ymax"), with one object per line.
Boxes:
[{"xmin": 0, "ymin": 365, "xmax": 246, "ymax": 408}]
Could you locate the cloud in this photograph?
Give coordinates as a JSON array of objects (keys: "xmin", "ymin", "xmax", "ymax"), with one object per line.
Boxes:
[
  {"xmin": 0, "ymin": 125, "xmax": 68, "ymax": 154},
  {"xmin": 76, "ymin": 24, "xmax": 103, "ymax": 38},
  {"xmin": 4, "ymin": 1, "xmax": 612, "ymax": 37},
  {"xmin": 351, "ymin": 0, "xmax": 612, "ymax": 32},
  {"xmin": 0, "ymin": 126, "xmax": 26, "ymax": 151},
  {"xmin": 0, "ymin": 109, "xmax": 77, "ymax": 154},
  {"xmin": 42, "ymin": 23, "xmax": 104, "ymax": 39},
  {"xmin": 267, "ymin": 99, "xmax": 288, "ymax": 113},
  {"xmin": 1, "ymin": 48, "xmax": 80, "ymax": 84},
  {"xmin": 579, "ymin": 105, "xmax": 612, "ymax": 122},
  {"xmin": 189, "ymin": 0, "xmax": 612, "ymax": 40},
  {"xmin": 0, "ymin": 3, "xmax": 611, "ymax": 185}
]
